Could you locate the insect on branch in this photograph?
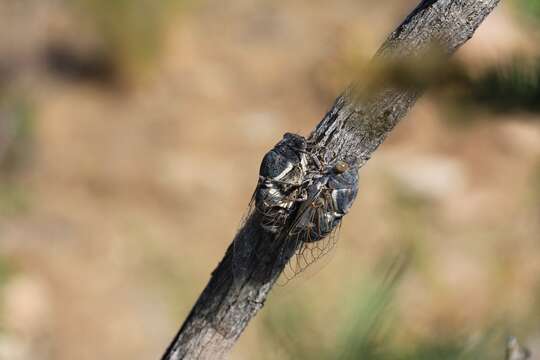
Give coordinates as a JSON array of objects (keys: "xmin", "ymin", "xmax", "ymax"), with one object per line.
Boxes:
[{"xmin": 161, "ymin": 1, "xmax": 501, "ymax": 359}]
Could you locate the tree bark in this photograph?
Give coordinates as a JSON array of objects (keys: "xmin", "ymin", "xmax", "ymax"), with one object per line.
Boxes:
[{"xmin": 161, "ymin": 1, "xmax": 501, "ymax": 359}]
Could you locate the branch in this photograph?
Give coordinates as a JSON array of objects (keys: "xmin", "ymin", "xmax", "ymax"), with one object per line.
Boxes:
[{"xmin": 161, "ymin": 1, "xmax": 501, "ymax": 359}]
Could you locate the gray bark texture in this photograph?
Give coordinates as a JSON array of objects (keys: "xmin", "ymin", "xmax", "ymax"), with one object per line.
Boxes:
[{"xmin": 161, "ymin": 1, "xmax": 501, "ymax": 359}]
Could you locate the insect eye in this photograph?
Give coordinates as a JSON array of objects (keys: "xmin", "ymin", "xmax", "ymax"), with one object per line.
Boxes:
[{"xmin": 334, "ymin": 161, "xmax": 349, "ymax": 174}]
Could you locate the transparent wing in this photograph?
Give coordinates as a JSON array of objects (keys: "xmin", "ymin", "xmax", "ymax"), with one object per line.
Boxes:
[
  {"xmin": 276, "ymin": 189, "xmax": 342, "ymax": 285},
  {"xmin": 234, "ymin": 181, "xmax": 346, "ymax": 286},
  {"xmin": 232, "ymin": 186, "xmax": 295, "ymax": 285},
  {"xmin": 239, "ymin": 191, "xmax": 257, "ymax": 228},
  {"xmin": 279, "ymin": 221, "xmax": 341, "ymax": 285}
]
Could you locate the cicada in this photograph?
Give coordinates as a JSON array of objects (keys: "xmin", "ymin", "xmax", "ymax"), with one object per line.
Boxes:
[{"xmin": 234, "ymin": 132, "xmax": 359, "ymax": 283}]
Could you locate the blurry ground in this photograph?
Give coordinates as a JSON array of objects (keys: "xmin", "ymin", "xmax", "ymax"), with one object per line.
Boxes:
[{"xmin": 0, "ymin": 0, "xmax": 540, "ymax": 359}]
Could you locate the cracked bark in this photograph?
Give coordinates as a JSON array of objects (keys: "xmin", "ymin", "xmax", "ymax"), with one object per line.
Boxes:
[{"xmin": 161, "ymin": 1, "xmax": 501, "ymax": 359}]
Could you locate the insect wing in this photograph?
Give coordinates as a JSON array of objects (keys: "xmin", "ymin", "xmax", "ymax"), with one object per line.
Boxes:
[
  {"xmin": 279, "ymin": 167, "xmax": 359, "ymax": 284},
  {"xmin": 278, "ymin": 187, "xmax": 342, "ymax": 284},
  {"xmin": 282, "ymin": 221, "xmax": 341, "ymax": 283},
  {"xmin": 232, "ymin": 183, "xmax": 295, "ymax": 285}
]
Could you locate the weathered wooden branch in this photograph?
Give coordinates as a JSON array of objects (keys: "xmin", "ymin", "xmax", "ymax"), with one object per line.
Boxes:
[{"xmin": 161, "ymin": 1, "xmax": 501, "ymax": 359}]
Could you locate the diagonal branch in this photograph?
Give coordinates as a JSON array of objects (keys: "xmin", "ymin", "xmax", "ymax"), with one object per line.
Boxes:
[{"xmin": 161, "ymin": 1, "xmax": 501, "ymax": 359}]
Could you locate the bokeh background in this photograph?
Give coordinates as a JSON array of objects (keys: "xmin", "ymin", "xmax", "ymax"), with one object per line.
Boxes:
[{"xmin": 1, "ymin": 0, "xmax": 540, "ymax": 359}]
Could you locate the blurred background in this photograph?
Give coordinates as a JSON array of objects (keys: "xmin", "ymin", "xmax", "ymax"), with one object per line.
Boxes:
[{"xmin": 0, "ymin": 0, "xmax": 539, "ymax": 359}]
